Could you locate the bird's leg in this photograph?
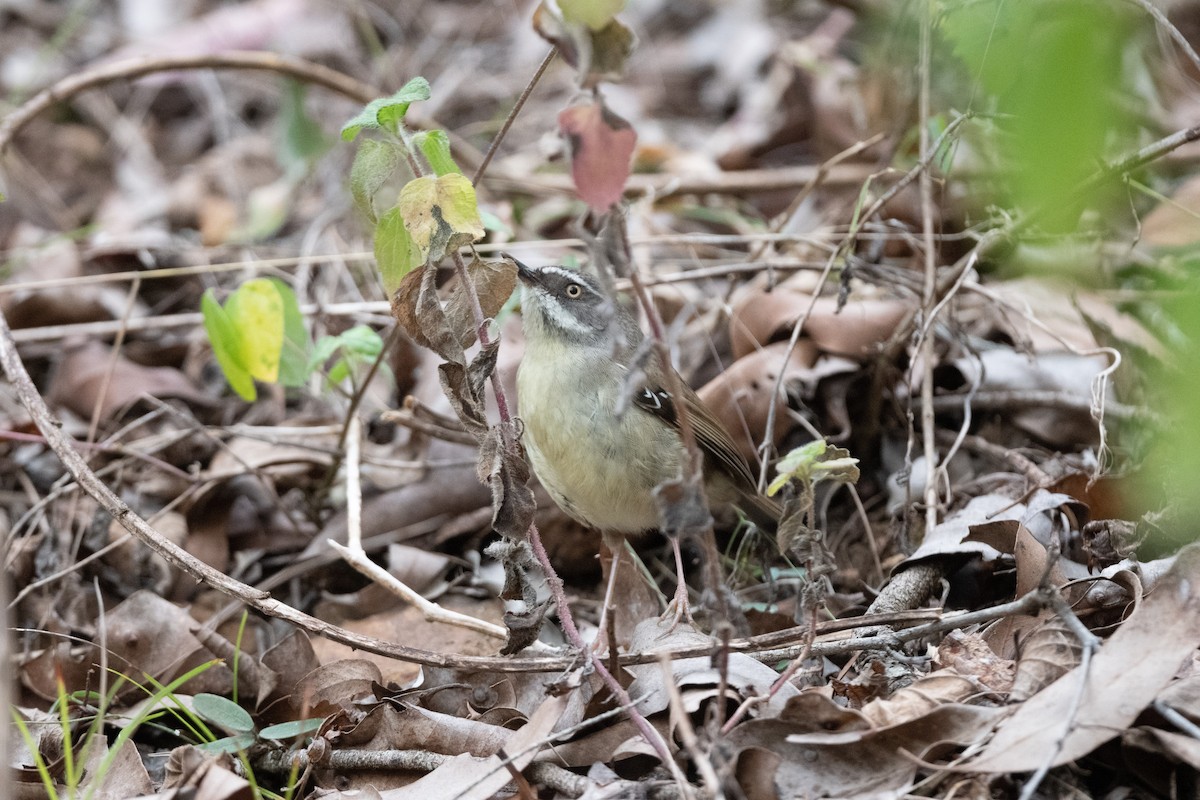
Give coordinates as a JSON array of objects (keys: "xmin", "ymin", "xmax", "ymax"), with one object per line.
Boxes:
[
  {"xmin": 593, "ymin": 534, "xmax": 624, "ymax": 652},
  {"xmin": 663, "ymin": 537, "xmax": 693, "ymax": 630}
]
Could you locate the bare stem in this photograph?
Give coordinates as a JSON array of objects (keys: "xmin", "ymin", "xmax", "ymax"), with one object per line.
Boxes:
[
  {"xmin": 472, "ymin": 47, "xmax": 557, "ymax": 186},
  {"xmin": 0, "ymin": 51, "xmax": 378, "ymax": 155}
]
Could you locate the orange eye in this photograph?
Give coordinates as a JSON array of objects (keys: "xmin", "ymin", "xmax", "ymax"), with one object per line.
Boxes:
[{"xmin": 565, "ymin": 283, "xmax": 582, "ymax": 298}]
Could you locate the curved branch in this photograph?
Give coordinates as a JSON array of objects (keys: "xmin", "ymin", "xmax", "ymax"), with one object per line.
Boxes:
[{"xmin": 0, "ymin": 51, "xmax": 379, "ymax": 155}]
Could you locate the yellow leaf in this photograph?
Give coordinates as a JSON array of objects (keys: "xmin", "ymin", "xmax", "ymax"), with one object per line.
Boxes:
[
  {"xmin": 225, "ymin": 279, "xmax": 284, "ymax": 383},
  {"xmin": 397, "ymin": 174, "xmax": 484, "ymax": 262}
]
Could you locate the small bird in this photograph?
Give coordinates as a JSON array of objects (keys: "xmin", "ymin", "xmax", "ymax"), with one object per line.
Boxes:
[{"xmin": 511, "ymin": 258, "xmax": 781, "ymax": 636}]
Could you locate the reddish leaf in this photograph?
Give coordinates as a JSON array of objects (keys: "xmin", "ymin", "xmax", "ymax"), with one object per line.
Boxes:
[{"xmin": 557, "ymin": 100, "xmax": 637, "ymax": 213}]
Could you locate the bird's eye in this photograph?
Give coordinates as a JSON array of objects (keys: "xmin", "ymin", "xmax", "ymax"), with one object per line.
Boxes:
[{"xmin": 565, "ymin": 283, "xmax": 583, "ymax": 298}]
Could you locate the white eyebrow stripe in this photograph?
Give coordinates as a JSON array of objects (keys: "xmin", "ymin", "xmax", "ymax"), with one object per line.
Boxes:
[{"xmin": 540, "ymin": 266, "xmax": 583, "ymax": 282}]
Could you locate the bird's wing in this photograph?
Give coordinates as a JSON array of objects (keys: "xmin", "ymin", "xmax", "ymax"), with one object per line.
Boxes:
[{"xmin": 632, "ymin": 379, "xmax": 759, "ymax": 493}]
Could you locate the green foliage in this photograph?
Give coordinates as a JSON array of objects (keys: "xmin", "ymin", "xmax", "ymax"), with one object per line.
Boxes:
[
  {"xmin": 340, "ymin": 77, "xmax": 431, "ymax": 141},
  {"xmin": 937, "ymin": 0, "xmax": 1137, "ymax": 232},
  {"xmin": 260, "ymin": 717, "xmax": 324, "ymax": 740},
  {"xmin": 189, "ymin": 689, "xmax": 323, "ymax": 755},
  {"xmin": 558, "ymin": 0, "xmax": 626, "ymax": 30},
  {"xmin": 10, "ymin": 660, "xmax": 223, "ymax": 800},
  {"xmin": 279, "ymin": 80, "xmax": 331, "ymax": 178},
  {"xmin": 350, "ymin": 139, "xmax": 401, "ymax": 222},
  {"xmin": 308, "ymin": 325, "xmax": 386, "ymax": 385},
  {"xmin": 768, "ymin": 439, "xmax": 860, "ymax": 497},
  {"xmin": 414, "ymin": 129, "xmax": 462, "ymax": 176},
  {"xmin": 374, "ymin": 205, "xmax": 423, "ymax": 294},
  {"xmin": 193, "ymin": 693, "xmax": 257, "ymax": 754},
  {"xmin": 1139, "ymin": 272, "xmax": 1200, "ymax": 556},
  {"xmin": 397, "ymin": 173, "xmax": 485, "ymax": 263},
  {"xmin": 202, "ymin": 278, "xmax": 389, "ymax": 398},
  {"xmin": 343, "ymin": 79, "xmax": 488, "ymax": 301},
  {"xmin": 201, "ymin": 279, "xmax": 310, "ymax": 401}
]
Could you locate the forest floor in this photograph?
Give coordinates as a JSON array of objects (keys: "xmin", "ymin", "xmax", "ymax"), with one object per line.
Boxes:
[{"xmin": 3, "ymin": 1, "xmax": 1200, "ymax": 798}]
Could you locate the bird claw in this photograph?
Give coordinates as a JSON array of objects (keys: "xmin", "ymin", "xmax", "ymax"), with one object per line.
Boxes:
[{"xmin": 661, "ymin": 582, "xmax": 693, "ymax": 632}]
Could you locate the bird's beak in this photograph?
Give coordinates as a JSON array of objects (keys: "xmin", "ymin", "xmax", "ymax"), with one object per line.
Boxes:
[{"xmin": 503, "ymin": 253, "xmax": 539, "ymax": 287}]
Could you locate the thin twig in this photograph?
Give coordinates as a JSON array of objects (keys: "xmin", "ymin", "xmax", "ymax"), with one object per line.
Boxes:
[
  {"xmin": 472, "ymin": 47, "xmax": 557, "ymax": 186},
  {"xmin": 0, "ymin": 51, "xmax": 378, "ymax": 155},
  {"xmin": 1130, "ymin": 0, "xmax": 1200, "ymax": 87},
  {"xmin": 917, "ymin": 0, "xmax": 941, "ymax": 534},
  {"xmin": 484, "ymin": 161, "xmax": 880, "ymax": 199}
]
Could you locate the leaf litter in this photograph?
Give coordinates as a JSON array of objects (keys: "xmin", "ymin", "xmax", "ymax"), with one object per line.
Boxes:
[{"xmin": 2, "ymin": 0, "xmax": 1200, "ymax": 798}]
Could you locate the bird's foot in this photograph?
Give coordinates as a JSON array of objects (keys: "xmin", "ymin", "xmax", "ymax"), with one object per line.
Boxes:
[{"xmin": 661, "ymin": 582, "xmax": 693, "ymax": 632}]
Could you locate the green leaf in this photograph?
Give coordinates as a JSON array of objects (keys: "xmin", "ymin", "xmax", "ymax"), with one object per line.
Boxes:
[
  {"xmin": 273, "ymin": 280, "xmax": 310, "ymax": 387},
  {"xmin": 336, "ymin": 325, "xmax": 385, "ymax": 359},
  {"xmin": 350, "ymin": 139, "xmax": 402, "ymax": 222},
  {"xmin": 316, "ymin": 326, "xmax": 384, "ymax": 384},
  {"xmin": 397, "ymin": 173, "xmax": 484, "ymax": 263},
  {"xmin": 940, "ymin": 0, "xmax": 1133, "ymax": 233},
  {"xmin": 201, "ymin": 289, "xmax": 256, "ymax": 401},
  {"xmin": 192, "ymin": 693, "xmax": 254, "ymax": 734},
  {"xmin": 375, "ymin": 205, "xmax": 424, "ymax": 294},
  {"xmin": 197, "ymin": 733, "xmax": 257, "ymax": 754},
  {"xmin": 306, "ymin": 334, "xmax": 343, "ymax": 376},
  {"xmin": 224, "ymin": 279, "xmax": 285, "ymax": 383},
  {"xmin": 480, "ymin": 208, "xmax": 512, "ymax": 237},
  {"xmin": 559, "ymin": 0, "xmax": 626, "ymax": 30},
  {"xmin": 279, "ymin": 80, "xmax": 330, "ymax": 177},
  {"xmin": 340, "ymin": 77, "xmax": 432, "ymax": 141},
  {"xmin": 260, "ymin": 717, "xmax": 325, "ymax": 740},
  {"xmin": 414, "ymin": 129, "xmax": 461, "ymax": 176},
  {"xmin": 768, "ymin": 440, "xmax": 859, "ymax": 495}
]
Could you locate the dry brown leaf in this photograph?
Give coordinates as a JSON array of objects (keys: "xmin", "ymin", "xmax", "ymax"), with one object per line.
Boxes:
[
  {"xmin": 47, "ymin": 340, "xmax": 210, "ymax": 420},
  {"xmin": 945, "ymin": 348, "xmax": 1111, "ymax": 447},
  {"xmin": 697, "ymin": 340, "xmax": 818, "ymax": 465},
  {"xmin": 386, "ymin": 544, "xmax": 453, "ymax": 595},
  {"xmin": 730, "ymin": 286, "xmax": 909, "ymax": 361},
  {"xmin": 77, "ymin": 734, "xmax": 154, "ymax": 800},
  {"xmin": 310, "ymin": 595, "xmax": 506, "ymax": 687},
  {"xmin": 163, "ymin": 747, "xmax": 252, "ymax": 799},
  {"xmin": 2, "ymin": 226, "xmax": 140, "ymax": 330},
  {"xmin": 934, "ymin": 630, "xmax": 1015, "ymax": 695},
  {"xmin": 1140, "ymin": 173, "xmax": 1200, "ymax": 247},
  {"xmin": 545, "ymin": 717, "xmax": 670, "ymax": 767},
  {"xmin": 1008, "ymin": 616, "xmax": 1082, "ymax": 702},
  {"xmin": 729, "ymin": 703, "xmax": 1001, "ymax": 799},
  {"xmin": 858, "ymin": 669, "xmax": 990, "ymax": 728},
  {"xmin": 204, "ymin": 430, "xmax": 337, "ymax": 480},
  {"xmin": 558, "ymin": 100, "xmax": 638, "ymax": 213},
  {"xmin": 361, "ymin": 702, "xmax": 514, "ymax": 757},
  {"xmin": 261, "ymin": 630, "xmax": 321, "ymax": 715},
  {"xmin": 1157, "ymin": 668, "xmax": 1200, "ymax": 723},
  {"xmin": 444, "ymin": 257, "xmax": 517, "ymax": 349},
  {"xmin": 382, "ymin": 695, "xmax": 568, "ymax": 800},
  {"xmin": 1122, "ymin": 727, "xmax": 1200, "ymax": 772},
  {"xmin": 392, "ymin": 264, "xmax": 465, "ymax": 366},
  {"xmin": 966, "ymin": 543, "xmax": 1200, "ymax": 772},
  {"xmin": 593, "ymin": 543, "xmax": 661, "ymax": 647},
  {"xmin": 100, "ymin": 590, "xmax": 232, "ymax": 696},
  {"xmin": 294, "ymin": 659, "xmax": 382, "ymax": 717},
  {"xmin": 624, "ymin": 619, "xmax": 799, "ymax": 720},
  {"xmin": 108, "ymin": 0, "xmax": 354, "ymax": 63},
  {"xmin": 102, "ymin": 511, "xmax": 186, "ymax": 596},
  {"xmin": 982, "ymin": 277, "xmax": 1158, "ymax": 355},
  {"xmin": 777, "ymin": 691, "xmax": 872, "ymax": 732}
]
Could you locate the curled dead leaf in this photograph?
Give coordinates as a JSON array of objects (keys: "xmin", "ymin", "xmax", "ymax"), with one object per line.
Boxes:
[
  {"xmin": 697, "ymin": 340, "xmax": 818, "ymax": 465},
  {"xmin": 730, "ymin": 284, "xmax": 910, "ymax": 361}
]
